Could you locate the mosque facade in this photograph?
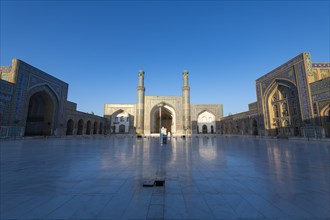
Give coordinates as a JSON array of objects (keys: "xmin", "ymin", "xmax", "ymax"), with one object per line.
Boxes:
[
  {"xmin": 0, "ymin": 52, "xmax": 329, "ymax": 138},
  {"xmin": 0, "ymin": 59, "xmax": 106, "ymax": 138},
  {"xmin": 104, "ymin": 70, "xmax": 223, "ymax": 135},
  {"xmin": 219, "ymin": 52, "xmax": 330, "ymax": 138}
]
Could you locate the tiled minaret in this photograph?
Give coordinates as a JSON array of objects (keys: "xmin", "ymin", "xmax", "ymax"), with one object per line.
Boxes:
[
  {"xmin": 182, "ymin": 70, "xmax": 191, "ymax": 135},
  {"xmin": 136, "ymin": 70, "xmax": 145, "ymax": 134}
]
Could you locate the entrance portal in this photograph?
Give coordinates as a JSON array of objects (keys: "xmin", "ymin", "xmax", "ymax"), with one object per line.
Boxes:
[
  {"xmin": 25, "ymin": 91, "xmax": 54, "ymax": 136},
  {"xmin": 150, "ymin": 105, "xmax": 175, "ymax": 134}
]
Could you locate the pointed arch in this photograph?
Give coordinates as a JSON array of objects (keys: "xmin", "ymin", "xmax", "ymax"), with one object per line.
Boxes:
[
  {"xmin": 24, "ymin": 84, "xmax": 59, "ymax": 136},
  {"xmin": 150, "ymin": 102, "xmax": 176, "ymax": 134},
  {"xmin": 93, "ymin": 121, "xmax": 98, "ymax": 134},
  {"xmin": 77, "ymin": 119, "xmax": 84, "ymax": 135},
  {"xmin": 263, "ymin": 79, "xmax": 301, "ymax": 136},
  {"xmin": 251, "ymin": 118, "xmax": 258, "ymax": 135},
  {"xmin": 99, "ymin": 122, "xmax": 104, "ymax": 134},
  {"xmin": 197, "ymin": 110, "xmax": 216, "ymax": 134},
  {"xmin": 86, "ymin": 120, "xmax": 91, "ymax": 134},
  {"xmin": 111, "ymin": 109, "xmax": 130, "ymax": 133},
  {"xmin": 66, "ymin": 119, "xmax": 74, "ymax": 135},
  {"xmin": 320, "ymin": 104, "xmax": 330, "ymax": 138}
]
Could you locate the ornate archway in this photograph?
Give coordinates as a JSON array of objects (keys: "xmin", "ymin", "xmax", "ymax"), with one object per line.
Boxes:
[
  {"xmin": 150, "ymin": 103, "xmax": 176, "ymax": 134},
  {"xmin": 24, "ymin": 85, "xmax": 59, "ymax": 136},
  {"xmin": 111, "ymin": 110, "xmax": 130, "ymax": 134},
  {"xmin": 264, "ymin": 79, "xmax": 301, "ymax": 136},
  {"xmin": 25, "ymin": 91, "xmax": 57, "ymax": 136},
  {"xmin": 197, "ymin": 111, "xmax": 216, "ymax": 134},
  {"xmin": 320, "ymin": 104, "xmax": 330, "ymax": 138}
]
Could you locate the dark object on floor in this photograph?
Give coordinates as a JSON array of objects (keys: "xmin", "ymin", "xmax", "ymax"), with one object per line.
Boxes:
[
  {"xmin": 143, "ymin": 180, "xmax": 155, "ymax": 187},
  {"xmin": 155, "ymin": 179, "xmax": 165, "ymax": 187}
]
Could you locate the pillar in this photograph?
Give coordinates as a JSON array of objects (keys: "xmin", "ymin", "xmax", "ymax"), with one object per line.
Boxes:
[
  {"xmin": 136, "ymin": 70, "xmax": 145, "ymax": 134},
  {"xmin": 182, "ymin": 70, "xmax": 191, "ymax": 135}
]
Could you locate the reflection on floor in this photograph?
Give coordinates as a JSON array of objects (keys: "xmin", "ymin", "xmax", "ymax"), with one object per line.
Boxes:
[{"xmin": 1, "ymin": 136, "xmax": 329, "ymax": 219}]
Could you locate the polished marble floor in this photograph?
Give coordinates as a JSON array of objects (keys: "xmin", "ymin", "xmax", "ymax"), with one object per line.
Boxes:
[{"xmin": 0, "ymin": 136, "xmax": 329, "ymax": 220}]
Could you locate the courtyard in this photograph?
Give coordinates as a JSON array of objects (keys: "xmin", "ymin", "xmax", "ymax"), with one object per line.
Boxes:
[{"xmin": 0, "ymin": 136, "xmax": 329, "ymax": 220}]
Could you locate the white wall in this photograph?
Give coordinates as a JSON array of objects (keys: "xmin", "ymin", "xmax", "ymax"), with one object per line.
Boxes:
[
  {"xmin": 112, "ymin": 112, "xmax": 130, "ymax": 133},
  {"xmin": 197, "ymin": 111, "xmax": 216, "ymax": 133}
]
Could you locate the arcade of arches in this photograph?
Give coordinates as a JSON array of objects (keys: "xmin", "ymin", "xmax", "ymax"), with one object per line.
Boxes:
[
  {"xmin": 1, "ymin": 54, "xmax": 330, "ymax": 138},
  {"xmin": 65, "ymin": 119, "xmax": 104, "ymax": 136},
  {"xmin": 220, "ymin": 117, "xmax": 259, "ymax": 136}
]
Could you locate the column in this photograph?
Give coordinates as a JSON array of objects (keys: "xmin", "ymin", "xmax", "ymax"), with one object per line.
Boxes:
[
  {"xmin": 182, "ymin": 70, "xmax": 191, "ymax": 135},
  {"xmin": 136, "ymin": 70, "xmax": 145, "ymax": 134}
]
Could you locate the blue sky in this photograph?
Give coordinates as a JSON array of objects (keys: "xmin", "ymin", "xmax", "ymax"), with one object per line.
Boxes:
[{"xmin": 1, "ymin": 0, "xmax": 329, "ymax": 116}]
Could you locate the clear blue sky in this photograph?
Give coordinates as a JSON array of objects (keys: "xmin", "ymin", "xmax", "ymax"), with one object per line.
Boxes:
[{"xmin": 1, "ymin": 0, "xmax": 329, "ymax": 116}]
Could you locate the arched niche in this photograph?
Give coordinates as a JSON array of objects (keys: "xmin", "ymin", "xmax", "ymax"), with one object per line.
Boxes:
[
  {"xmin": 197, "ymin": 111, "xmax": 216, "ymax": 134},
  {"xmin": 150, "ymin": 103, "xmax": 176, "ymax": 134},
  {"xmin": 24, "ymin": 85, "xmax": 59, "ymax": 136},
  {"xmin": 66, "ymin": 119, "xmax": 74, "ymax": 135},
  {"xmin": 111, "ymin": 110, "xmax": 130, "ymax": 133},
  {"xmin": 264, "ymin": 79, "xmax": 301, "ymax": 136}
]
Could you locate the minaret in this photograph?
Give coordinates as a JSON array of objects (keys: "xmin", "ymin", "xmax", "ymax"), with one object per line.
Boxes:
[
  {"xmin": 136, "ymin": 70, "xmax": 145, "ymax": 134},
  {"xmin": 182, "ymin": 70, "xmax": 191, "ymax": 135}
]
